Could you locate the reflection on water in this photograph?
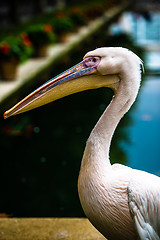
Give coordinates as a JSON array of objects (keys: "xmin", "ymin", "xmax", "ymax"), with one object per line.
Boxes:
[
  {"xmin": 121, "ymin": 76, "xmax": 160, "ymax": 176},
  {"xmin": 145, "ymin": 51, "xmax": 160, "ymax": 72},
  {"xmin": 121, "ymin": 11, "xmax": 160, "ymax": 46}
]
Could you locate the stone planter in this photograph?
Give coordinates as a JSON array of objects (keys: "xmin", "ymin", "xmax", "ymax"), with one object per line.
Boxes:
[
  {"xmin": 59, "ymin": 33, "xmax": 72, "ymax": 43},
  {"xmin": 0, "ymin": 59, "xmax": 19, "ymax": 80},
  {"xmin": 35, "ymin": 45, "xmax": 49, "ymax": 57}
]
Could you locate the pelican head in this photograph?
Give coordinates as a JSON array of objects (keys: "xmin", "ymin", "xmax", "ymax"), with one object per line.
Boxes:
[{"xmin": 4, "ymin": 47, "xmax": 141, "ymax": 119}]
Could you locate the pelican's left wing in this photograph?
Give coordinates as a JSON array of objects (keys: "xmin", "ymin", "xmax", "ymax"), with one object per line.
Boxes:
[{"xmin": 127, "ymin": 170, "xmax": 160, "ymax": 240}]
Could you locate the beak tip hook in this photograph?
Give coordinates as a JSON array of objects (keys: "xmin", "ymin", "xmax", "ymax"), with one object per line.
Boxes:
[{"xmin": 3, "ymin": 112, "xmax": 8, "ymax": 119}]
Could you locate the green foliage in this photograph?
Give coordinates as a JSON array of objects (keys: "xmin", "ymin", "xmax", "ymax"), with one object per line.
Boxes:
[
  {"xmin": 51, "ymin": 17, "xmax": 75, "ymax": 35},
  {"xmin": 0, "ymin": 36, "xmax": 33, "ymax": 62},
  {"xmin": 69, "ymin": 7, "xmax": 87, "ymax": 27},
  {"xmin": 0, "ymin": 0, "xmax": 108, "ymax": 61},
  {"xmin": 26, "ymin": 24, "xmax": 57, "ymax": 47}
]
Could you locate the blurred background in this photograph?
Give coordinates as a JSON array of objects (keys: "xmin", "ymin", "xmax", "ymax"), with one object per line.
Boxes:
[{"xmin": 0, "ymin": 0, "xmax": 160, "ymax": 218}]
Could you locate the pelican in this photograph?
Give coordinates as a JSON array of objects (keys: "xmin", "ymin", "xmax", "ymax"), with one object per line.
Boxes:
[{"xmin": 4, "ymin": 47, "xmax": 160, "ymax": 240}]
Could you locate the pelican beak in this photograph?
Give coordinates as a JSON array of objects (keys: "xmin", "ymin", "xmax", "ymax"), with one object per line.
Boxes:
[
  {"xmin": 4, "ymin": 56, "xmax": 101, "ymax": 119},
  {"xmin": 4, "ymin": 55, "xmax": 120, "ymax": 119}
]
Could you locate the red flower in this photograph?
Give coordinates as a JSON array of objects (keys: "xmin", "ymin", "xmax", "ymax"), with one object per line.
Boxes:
[
  {"xmin": 56, "ymin": 11, "xmax": 66, "ymax": 19},
  {"xmin": 71, "ymin": 7, "xmax": 81, "ymax": 14},
  {"xmin": 0, "ymin": 43, "xmax": 11, "ymax": 54},
  {"xmin": 21, "ymin": 33, "xmax": 32, "ymax": 47},
  {"xmin": 43, "ymin": 24, "xmax": 53, "ymax": 33}
]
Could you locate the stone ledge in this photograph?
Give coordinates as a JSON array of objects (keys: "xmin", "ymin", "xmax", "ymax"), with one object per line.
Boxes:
[{"xmin": 0, "ymin": 218, "xmax": 106, "ymax": 240}]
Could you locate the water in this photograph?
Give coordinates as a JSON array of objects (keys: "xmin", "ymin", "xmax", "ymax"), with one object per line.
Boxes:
[
  {"xmin": 120, "ymin": 12, "xmax": 160, "ymax": 46},
  {"xmin": 145, "ymin": 51, "xmax": 160, "ymax": 72},
  {"xmin": 122, "ymin": 76, "xmax": 160, "ymax": 175},
  {"xmin": 117, "ymin": 11, "xmax": 160, "ymax": 175}
]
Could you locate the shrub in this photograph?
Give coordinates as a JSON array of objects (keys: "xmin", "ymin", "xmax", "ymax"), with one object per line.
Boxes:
[{"xmin": 26, "ymin": 24, "xmax": 56, "ymax": 47}]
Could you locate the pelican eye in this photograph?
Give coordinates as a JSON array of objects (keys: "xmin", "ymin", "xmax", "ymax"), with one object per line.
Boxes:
[
  {"xmin": 92, "ymin": 57, "xmax": 97, "ymax": 62},
  {"xmin": 83, "ymin": 56, "xmax": 101, "ymax": 68}
]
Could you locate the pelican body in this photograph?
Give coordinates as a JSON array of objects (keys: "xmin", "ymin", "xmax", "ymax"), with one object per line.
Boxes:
[{"xmin": 4, "ymin": 47, "xmax": 160, "ymax": 240}]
